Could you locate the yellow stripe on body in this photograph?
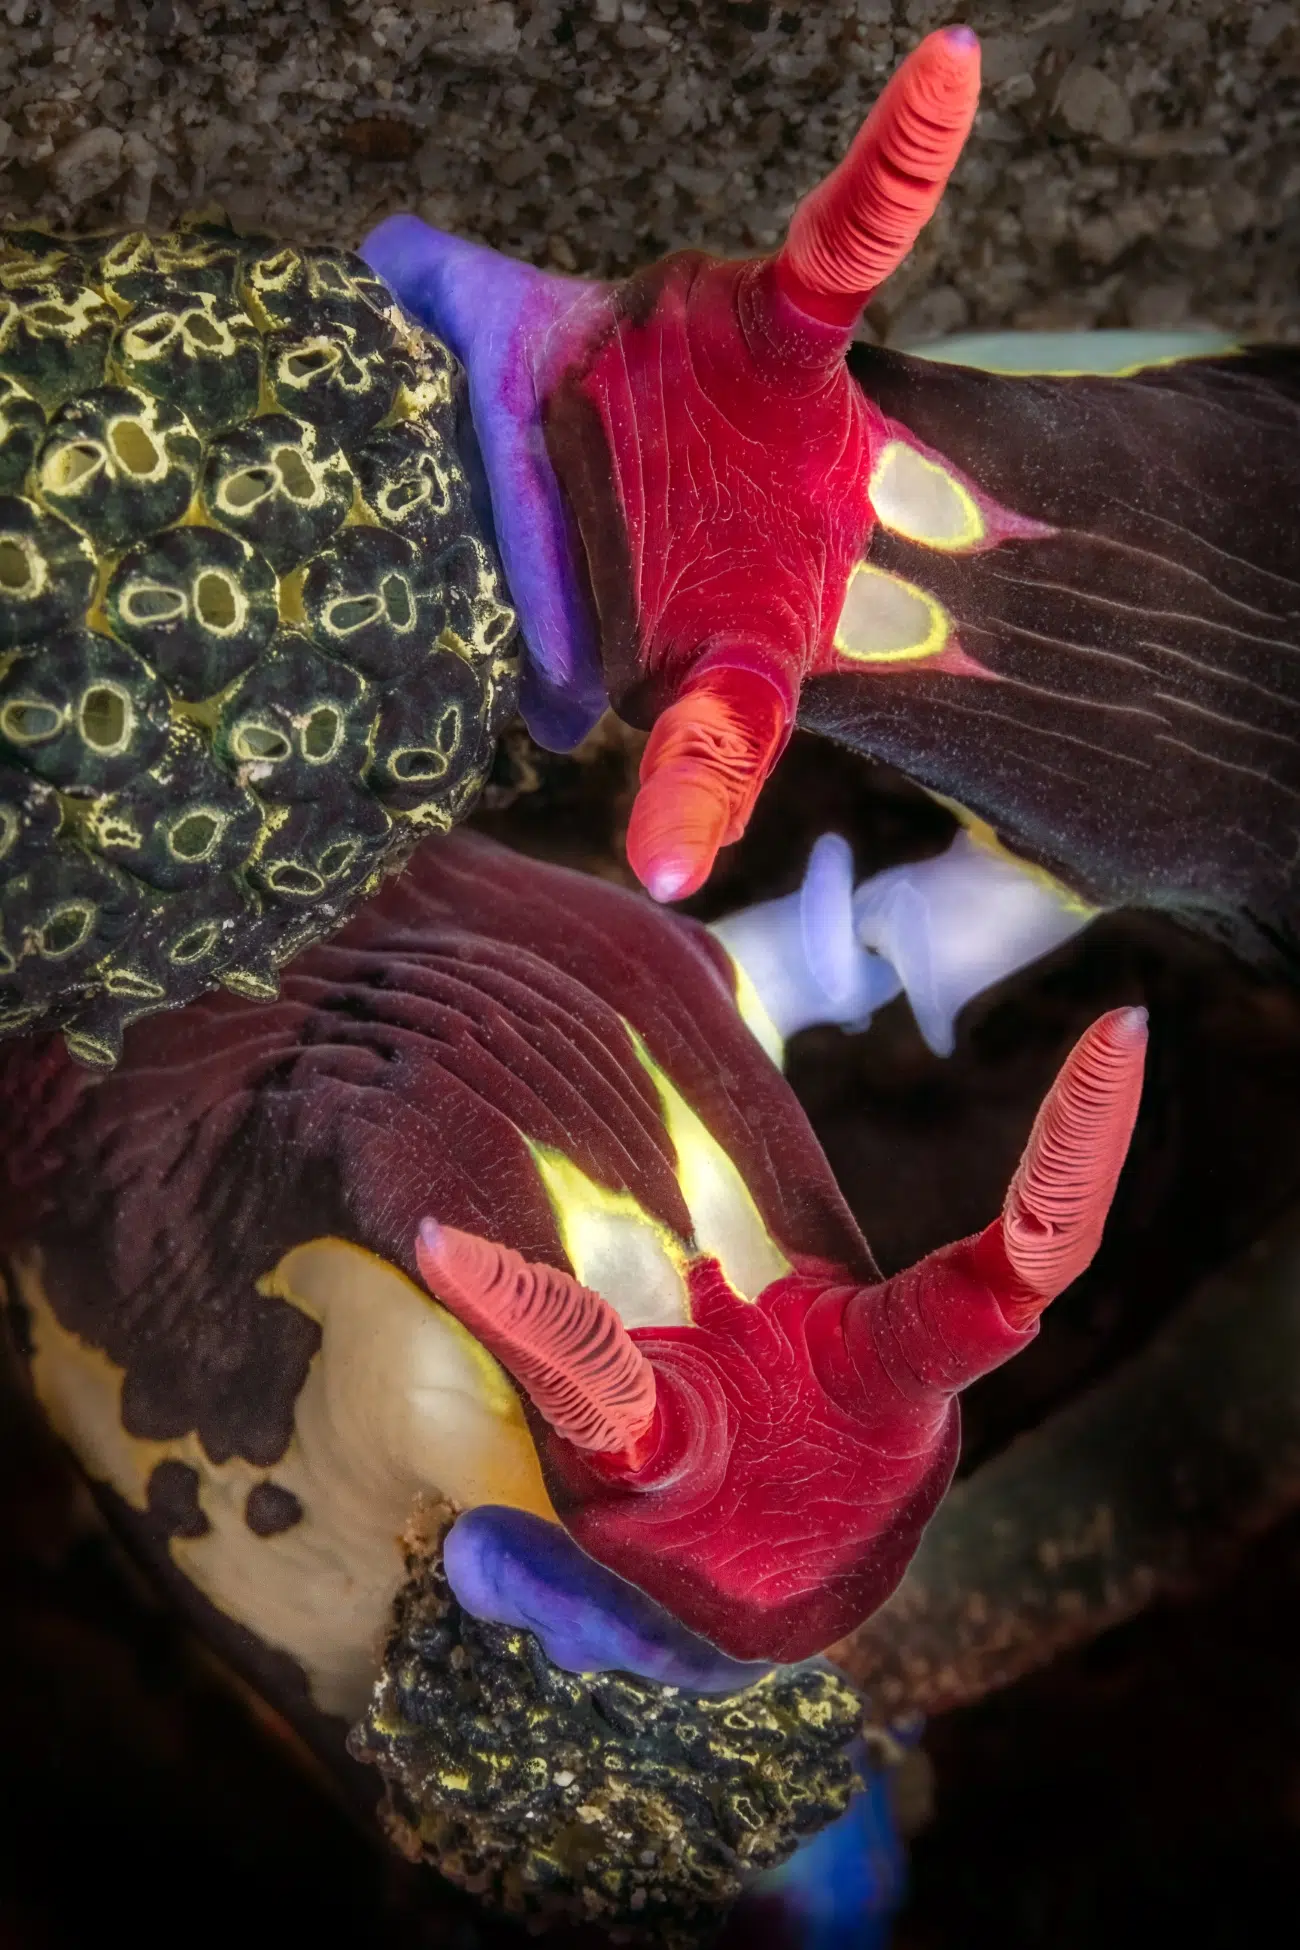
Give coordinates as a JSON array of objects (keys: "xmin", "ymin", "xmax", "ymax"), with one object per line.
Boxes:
[
  {"xmin": 624, "ymin": 1027, "xmax": 790, "ymax": 1302},
  {"xmin": 524, "ymin": 1025, "xmax": 791, "ymax": 1319},
  {"xmin": 927, "ymin": 791, "xmax": 1100, "ymax": 920},
  {"xmin": 728, "ymin": 955, "xmax": 786, "ymax": 1069}
]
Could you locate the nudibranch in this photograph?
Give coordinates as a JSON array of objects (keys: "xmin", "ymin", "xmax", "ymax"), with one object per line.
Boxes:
[
  {"xmin": 365, "ymin": 27, "xmax": 1300, "ymax": 967},
  {"xmin": 0, "ymin": 831, "xmax": 1145, "ymax": 1706}
]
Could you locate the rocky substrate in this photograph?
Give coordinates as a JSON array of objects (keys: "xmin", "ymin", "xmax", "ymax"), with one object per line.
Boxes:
[{"xmin": 0, "ymin": 1, "xmax": 1295, "ymax": 342}]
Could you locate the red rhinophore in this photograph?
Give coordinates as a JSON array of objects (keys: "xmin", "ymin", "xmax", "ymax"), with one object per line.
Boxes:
[
  {"xmin": 626, "ymin": 668, "xmax": 791, "ymax": 903},
  {"xmin": 775, "ymin": 25, "xmax": 982, "ymax": 327},
  {"xmin": 415, "ymin": 1009, "xmax": 1146, "ymax": 1661},
  {"xmin": 1000, "ymin": 1005, "xmax": 1149, "ymax": 1316},
  {"xmin": 416, "ymin": 1219, "xmax": 658, "ymax": 1460},
  {"xmin": 542, "ymin": 30, "xmax": 982, "ymax": 902}
]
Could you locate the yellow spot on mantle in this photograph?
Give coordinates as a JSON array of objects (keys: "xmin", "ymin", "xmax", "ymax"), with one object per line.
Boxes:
[
  {"xmin": 625, "ymin": 1027, "xmax": 790, "ymax": 1302},
  {"xmin": 869, "ymin": 439, "xmax": 984, "ymax": 551},
  {"xmin": 728, "ymin": 955, "xmax": 786, "ymax": 1070},
  {"xmin": 834, "ymin": 562, "xmax": 951, "ymax": 665},
  {"xmin": 527, "ymin": 1140, "xmax": 692, "ymax": 1329}
]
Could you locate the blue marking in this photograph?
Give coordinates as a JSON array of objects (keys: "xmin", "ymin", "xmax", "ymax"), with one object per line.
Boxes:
[
  {"xmin": 360, "ymin": 216, "xmax": 608, "ymax": 751},
  {"xmin": 729, "ymin": 1739, "xmax": 910, "ymax": 1950},
  {"xmin": 444, "ymin": 1505, "xmax": 772, "ymax": 1691}
]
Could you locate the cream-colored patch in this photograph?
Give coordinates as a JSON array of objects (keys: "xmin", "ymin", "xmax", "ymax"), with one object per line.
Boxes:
[
  {"xmin": 868, "ymin": 440, "xmax": 984, "ymax": 551},
  {"xmin": 17, "ymin": 1239, "xmax": 554, "ymax": 1722},
  {"xmin": 624, "ymin": 1028, "xmax": 790, "ymax": 1302},
  {"xmin": 526, "ymin": 1141, "xmax": 692, "ymax": 1329},
  {"xmin": 834, "ymin": 562, "xmax": 951, "ymax": 664}
]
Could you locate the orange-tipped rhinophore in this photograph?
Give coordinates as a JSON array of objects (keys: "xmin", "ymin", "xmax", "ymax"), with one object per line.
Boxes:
[
  {"xmin": 416, "ymin": 1219, "xmax": 658, "ymax": 1460},
  {"xmin": 776, "ymin": 25, "xmax": 982, "ymax": 326}
]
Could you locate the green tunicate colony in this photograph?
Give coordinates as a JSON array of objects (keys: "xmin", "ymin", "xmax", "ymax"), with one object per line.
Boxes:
[
  {"xmin": 0, "ymin": 225, "xmax": 518, "ymax": 1067},
  {"xmin": 352, "ymin": 1527, "xmax": 862, "ymax": 1945}
]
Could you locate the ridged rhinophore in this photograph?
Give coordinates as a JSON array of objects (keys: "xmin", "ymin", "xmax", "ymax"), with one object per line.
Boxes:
[{"xmin": 0, "ymin": 223, "xmax": 518, "ymax": 1066}]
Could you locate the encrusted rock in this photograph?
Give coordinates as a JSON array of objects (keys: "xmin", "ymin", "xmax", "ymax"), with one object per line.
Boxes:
[{"xmin": 350, "ymin": 1522, "xmax": 865, "ymax": 1945}]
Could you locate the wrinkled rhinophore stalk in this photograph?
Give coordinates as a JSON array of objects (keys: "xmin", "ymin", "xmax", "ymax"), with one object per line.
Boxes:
[{"xmin": 831, "ymin": 1204, "xmax": 1300, "ymax": 1713}]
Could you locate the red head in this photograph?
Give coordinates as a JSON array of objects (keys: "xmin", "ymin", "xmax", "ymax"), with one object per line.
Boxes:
[
  {"xmin": 540, "ymin": 27, "xmax": 982, "ymax": 900},
  {"xmin": 418, "ymin": 1004, "xmax": 1146, "ymax": 1662}
]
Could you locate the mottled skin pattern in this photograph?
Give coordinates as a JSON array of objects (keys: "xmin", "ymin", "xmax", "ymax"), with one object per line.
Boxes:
[
  {"xmin": 0, "ymin": 835, "xmax": 876, "ymax": 1709},
  {"xmin": 0, "ymin": 224, "xmax": 518, "ymax": 1066}
]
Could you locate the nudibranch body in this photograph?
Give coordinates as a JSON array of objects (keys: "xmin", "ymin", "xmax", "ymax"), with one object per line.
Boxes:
[
  {"xmin": 366, "ymin": 27, "xmax": 1300, "ymax": 966},
  {"xmin": 1, "ymin": 831, "xmax": 1144, "ymax": 1707}
]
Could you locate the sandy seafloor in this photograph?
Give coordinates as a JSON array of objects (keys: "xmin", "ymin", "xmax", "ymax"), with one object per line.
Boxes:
[{"xmin": 0, "ymin": 0, "xmax": 1296, "ymax": 342}]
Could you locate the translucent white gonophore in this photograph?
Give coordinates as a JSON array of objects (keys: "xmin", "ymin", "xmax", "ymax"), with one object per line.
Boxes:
[
  {"xmin": 853, "ymin": 828, "xmax": 1093, "ymax": 1056},
  {"xmin": 711, "ymin": 832, "xmax": 901, "ymax": 1047}
]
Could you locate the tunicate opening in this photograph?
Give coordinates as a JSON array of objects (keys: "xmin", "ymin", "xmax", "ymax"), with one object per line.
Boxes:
[
  {"xmin": 110, "ymin": 420, "xmax": 161, "ymax": 477},
  {"xmin": 28, "ymin": 304, "xmax": 75, "ymax": 327},
  {"xmin": 195, "ymin": 572, "xmax": 238, "ymax": 631},
  {"xmin": 0, "ymin": 540, "xmax": 35, "ymax": 592},
  {"xmin": 38, "ymin": 902, "xmax": 94, "ymax": 958},
  {"xmin": 265, "ymin": 860, "xmax": 324, "ymax": 898},
  {"xmin": 302, "ymin": 705, "xmax": 341, "ymax": 760},
  {"xmin": 284, "ymin": 346, "xmax": 336, "ymax": 380},
  {"xmin": 187, "ymin": 314, "xmax": 224, "ymax": 349},
  {"xmin": 123, "ymin": 581, "xmax": 186, "ymax": 626},
  {"xmin": 232, "ymin": 721, "xmax": 291, "ymax": 762},
  {"xmin": 1, "ymin": 699, "xmax": 62, "ymax": 743},
  {"xmin": 168, "ymin": 921, "xmax": 220, "ymax": 964},
  {"xmin": 317, "ymin": 838, "xmax": 358, "ymax": 879},
  {"xmin": 80, "ymin": 686, "xmax": 131, "ymax": 752},
  {"xmin": 0, "ymin": 806, "xmax": 16, "ymax": 860},
  {"xmin": 44, "ymin": 441, "xmax": 103, "ymax": 494},
  {"xmin": 423, "ymin": 463, "xmax": 453, "ymax": 516},
  {"xmin": 390, "ymin": 747, "xmax": 447, "ymax": 782},
  {"xmin": 275, "ymin": 447, "xmax": 317, "ymax": 503},
  {"xmin": 257, "ymin": 250, "xmax": 297, "ymax": 284},
  {"xmin": 131, "ymin": 315, "xmax": 175, "ymax": 347},
  {"xmin": 384, "ymin": 480, "xmax": 427, "ymax": 519},
  {"xmin": 168, "ymin": 809, "xmax": 223, "ymax": 860},
  {"xmin": 328, "ymin": 594, "xmax": 381, "ymax": 634},
  {"xmin": 436, "ymin": 703, "xmax": 462, "ymax": 753},
  {"xmin": 382, "ymin": 574, "xmax": 413, "ymax": 629},
  {"xmin": 223, "ymin": 466, "xmax": 275, "ymax": 511}
]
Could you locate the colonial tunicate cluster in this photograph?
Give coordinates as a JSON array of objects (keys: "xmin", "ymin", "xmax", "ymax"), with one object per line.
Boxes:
[
  {"xmin": 352, "ymin": 1528, "xmax": 863, "ymax": 1944},
  {"xmin": 0, "ymin": 223, "xmax": 518, "ymax": 1066}
]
